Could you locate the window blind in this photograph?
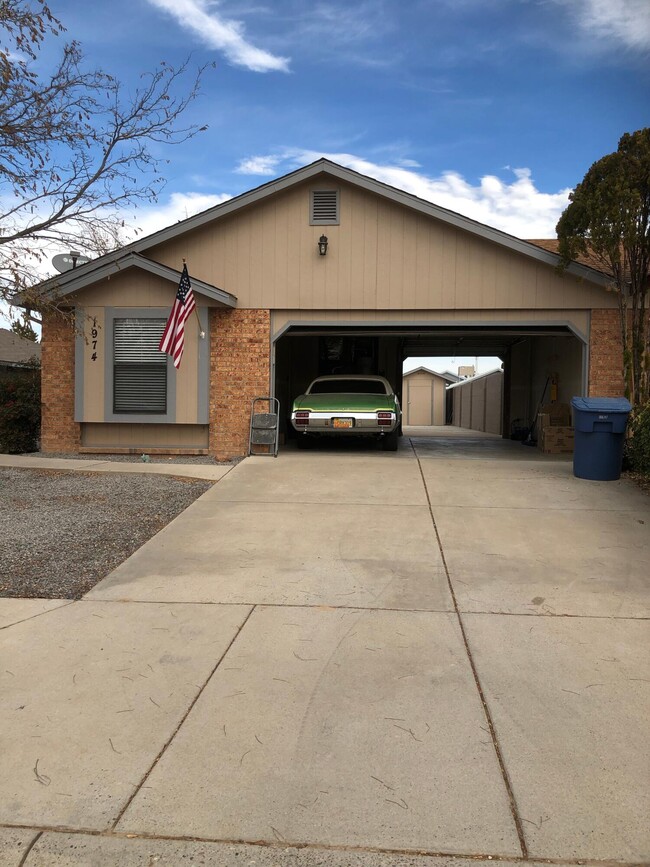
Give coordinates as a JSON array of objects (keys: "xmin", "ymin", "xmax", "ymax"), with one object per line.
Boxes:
[{"xmin": 113, "ymin": 318, "xmax": 167, "ymax": 414}]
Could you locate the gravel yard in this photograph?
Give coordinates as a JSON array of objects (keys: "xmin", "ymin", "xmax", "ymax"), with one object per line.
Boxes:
[{"xmin": 0, "ymin": 468, "xmax": 212, "ymax": 599}]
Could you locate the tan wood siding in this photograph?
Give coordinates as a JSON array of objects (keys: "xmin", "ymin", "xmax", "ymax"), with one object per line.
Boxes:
[
  {"xmin": 79, "ymin": 306, "xmax": 105, "ymax": 421},
  {"xmin": 271, "ymin": 309, "xmax": 591, "ymax": 338},
  {"xmin": 145, "ymin": 177, "xmax": 614, "ymax": 312},
  {"xmin": 81, "ymin": 423, "xmax": 208, "ymax": 449}
]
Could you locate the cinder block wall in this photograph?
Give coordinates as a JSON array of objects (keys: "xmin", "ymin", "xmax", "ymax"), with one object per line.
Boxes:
[
  {"xmin": 209, "ymin": 308, "xmax": 271, "ymax": 460},
  {"xmin": 589, "ymin": 309, "xmax": 625, "ymax": 397},
  {"xmin": 40, "ymin": 312, "xmax": 80, "ymax": 453}
]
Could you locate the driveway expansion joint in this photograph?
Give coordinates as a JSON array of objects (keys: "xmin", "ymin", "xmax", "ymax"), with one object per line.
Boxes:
[
  {"xmin": 411, "ymin": 439, "xmax": 529, "ymax": 859},
  {"xmin": 0, "ymin": 601, "xmax": 74, "ymax": 631},
  {"xmin": 109, "ymin": 604, "xmax": 256, "ymax": 831},
  {"xmin": 5, "ymin": 823, "xmax": 648, "ymax": 866}
]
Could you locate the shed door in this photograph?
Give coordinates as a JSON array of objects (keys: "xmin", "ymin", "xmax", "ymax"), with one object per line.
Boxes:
[{"xmin": 406, "ymin": 382, "xmax": 433, "ymax": 425}]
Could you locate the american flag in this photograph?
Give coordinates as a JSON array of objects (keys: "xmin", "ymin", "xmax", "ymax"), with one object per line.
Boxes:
[{"xmin": 158, "ymin": 263, "xmax": 196, "ymax": 369}]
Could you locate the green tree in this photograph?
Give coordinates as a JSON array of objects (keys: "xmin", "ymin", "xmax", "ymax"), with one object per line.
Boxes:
[
  {"xmin": 556, "ymin": 128, "xmax": 650, "ymax": 407},
  {"xmin": 10, "ymin": 315, "xmax": 38, "ymax": 342},
  {"xmin": 1, "ymin": 1, "xmax": 211, "ymax": 318}
]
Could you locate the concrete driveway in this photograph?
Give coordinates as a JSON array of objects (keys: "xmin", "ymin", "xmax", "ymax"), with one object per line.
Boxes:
[{"xmin": 1, "ymin": 433, "xmax": 649, "ymax": 865}]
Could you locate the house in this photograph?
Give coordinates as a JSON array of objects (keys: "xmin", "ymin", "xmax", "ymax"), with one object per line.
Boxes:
[
  {"xmin": 402, "ymin": 367, "xmax": 459, "ymax": 426},
  {"xmin": 0, "ymin": 328, "xmax": 41, "ymax": 376},
  {"xmin": 23, "ymin": 158, "xmax": 623, "ymax": 460}
]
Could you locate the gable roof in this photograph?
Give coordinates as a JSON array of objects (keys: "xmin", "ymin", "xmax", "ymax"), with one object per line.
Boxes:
[
  {"xmin": 403, "ymin": 366, "xmax": 460, "ymax": 383},
  {"xmin": 526, "ymin": 239, "xmax": 608, "ymax": 273},
  {"xmin": 21, "ymin": 253, "xmax": 237, "ymax": 307},
  {"xmin": 20, "ymin": 158, "xmax": 611, "ymax": 303},
  {"xmin": 0, "ymin": 328, "xmax": 41, "ymax": 366}
]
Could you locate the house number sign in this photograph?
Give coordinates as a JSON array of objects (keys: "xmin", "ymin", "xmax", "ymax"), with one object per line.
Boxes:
[{"xmin": 90, "ymin": 316, "xmax": 99, "ymax": 362}]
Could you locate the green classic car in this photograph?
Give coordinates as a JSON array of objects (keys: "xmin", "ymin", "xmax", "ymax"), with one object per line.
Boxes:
[{"xmin": 291, "ymin": 375, "xmax": 401, "ymax": 450}]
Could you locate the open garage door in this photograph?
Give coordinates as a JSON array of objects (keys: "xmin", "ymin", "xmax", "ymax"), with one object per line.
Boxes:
[{"xmin": 272, "ymin": 322, "xmax": 586, "ymax": 445}]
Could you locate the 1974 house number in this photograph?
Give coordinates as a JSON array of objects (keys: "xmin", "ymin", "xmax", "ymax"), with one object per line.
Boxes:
[{"xmin": 90, "ymin": 317, "xmax": 99, "ymax": 361}]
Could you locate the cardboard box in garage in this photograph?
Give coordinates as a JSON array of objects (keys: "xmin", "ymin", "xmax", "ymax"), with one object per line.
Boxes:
[
  {"xmin": 538, "ymin": 423, "xmax": 574, "ymax": 454},
  {"xmin": 537, "ymin": 403, "xmax": 574, "ymax": 454},
  {"xmin": 539, "ymin": 403, "xmax": 572, "ymax": 426}
]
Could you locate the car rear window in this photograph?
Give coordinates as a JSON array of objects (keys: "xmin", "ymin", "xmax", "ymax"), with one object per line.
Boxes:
[{"xmin": 309, "ymin": 379, "xmax": 387, "ymax": 395}]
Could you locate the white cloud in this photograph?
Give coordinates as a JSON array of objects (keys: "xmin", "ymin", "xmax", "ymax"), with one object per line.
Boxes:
[
  {"xmin": 264, "ymin": 150, "xmax": 571, "ymax": 238},
  {"xmin": 146, "ymin": 0, "xmax": 290, "ymax": 72},
  {"xmin": 124, "ymin": 191, "xmax": 233, "ymax": 240},
  {"xmin": 556, "ymin": 0, "xmax": 650, "ymax": 50},
  {"xmin": 235, "ymin": 155, "xmax": 282, "ymax": 175}
]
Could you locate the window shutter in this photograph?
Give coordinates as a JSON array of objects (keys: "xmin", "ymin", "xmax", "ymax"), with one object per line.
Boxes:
[
  {"xmin": 113, "ymin": 318, "xmax": 167, "ymax": 414},
  {"xmin": 310, "ymin": 189, "xmax": 339, "ymax": 225}
]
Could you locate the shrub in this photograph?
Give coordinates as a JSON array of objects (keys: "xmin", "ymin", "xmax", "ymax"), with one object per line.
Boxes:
[
  {"xmin": 625, "ymin": 401, "xmax": 650, "ymax": 475},
  {"xmin": 0, "ymin": 366, "xmax": 41, "ymax": 453}
]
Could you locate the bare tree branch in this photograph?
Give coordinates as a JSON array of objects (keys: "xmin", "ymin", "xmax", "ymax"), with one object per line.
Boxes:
[{"xmin": 1, "ymin": 0, "xmax": 213, "ymax": 314}]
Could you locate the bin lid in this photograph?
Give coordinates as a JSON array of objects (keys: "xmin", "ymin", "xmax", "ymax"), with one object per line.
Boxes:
[{"xmin": 571, "ymin": 396, "xmax": 632, "ymax": 413}]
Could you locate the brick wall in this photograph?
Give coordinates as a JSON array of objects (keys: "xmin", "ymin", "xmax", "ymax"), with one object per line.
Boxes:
[
  {"xmin": 589, "ymin": 309, "xmax": 625, "ymax": 397},
  {"xmin": 209, "ymin": 308, "xmax": 271, "ymax": 460},
  {"xmin": 41, "ymin": 311, "xmax": 80, "ymax": 452}
]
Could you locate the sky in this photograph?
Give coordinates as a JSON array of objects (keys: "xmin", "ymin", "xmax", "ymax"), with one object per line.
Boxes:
[{"xmin": 5, "ymin": 0, "xmax": 650, "ymax": 373}]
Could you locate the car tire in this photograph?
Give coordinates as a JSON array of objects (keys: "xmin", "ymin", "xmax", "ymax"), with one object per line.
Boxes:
[{"xmin": 382, "ymin": 430, "xmax": 399, "ymax": 451}]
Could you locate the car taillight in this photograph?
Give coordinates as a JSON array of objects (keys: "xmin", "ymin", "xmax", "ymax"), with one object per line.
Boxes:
[
  {"xmin": 295, "ymin": 411, "xmax": 309, "ymax": 425},
  {"xmin": 377, "ymin": 412, "xmax": 393, "ymax": 426}
]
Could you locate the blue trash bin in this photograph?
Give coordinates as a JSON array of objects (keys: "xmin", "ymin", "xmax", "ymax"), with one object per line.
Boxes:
[{"xmin": 571, "ymin": 397, "xmax": 632, "ymax": 481}]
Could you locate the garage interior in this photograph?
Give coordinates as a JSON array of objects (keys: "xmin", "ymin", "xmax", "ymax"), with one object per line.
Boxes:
[{"xmin": 273, "ymin": 324, "xmax": 585, "ymax": 443}]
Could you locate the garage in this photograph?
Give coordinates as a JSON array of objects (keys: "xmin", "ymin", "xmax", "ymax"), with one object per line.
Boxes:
[{"xmin": 272, "ymin": 320, "xmax": 586, "ymax": 446}]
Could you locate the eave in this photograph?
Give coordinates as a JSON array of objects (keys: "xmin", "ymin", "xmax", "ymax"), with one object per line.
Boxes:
[{"xmin": 15, "ymin": 253, "xmax": 237, "ymax": 308}]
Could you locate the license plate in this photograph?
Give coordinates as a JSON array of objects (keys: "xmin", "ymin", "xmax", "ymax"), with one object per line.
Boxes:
[{"xmin": 333, "ymin": 417, "xmax": 354, "ymax": 429}]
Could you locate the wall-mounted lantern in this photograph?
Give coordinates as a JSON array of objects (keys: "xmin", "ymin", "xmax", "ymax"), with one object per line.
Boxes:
[{"xmin": 318, "ymin": 234, "xmax": 328, "ymax": 256}]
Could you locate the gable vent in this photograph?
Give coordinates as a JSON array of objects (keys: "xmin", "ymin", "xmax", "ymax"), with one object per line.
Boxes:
[{"xmin": 310, "ymin": 189, "xmax": 339, "ymax": 225}]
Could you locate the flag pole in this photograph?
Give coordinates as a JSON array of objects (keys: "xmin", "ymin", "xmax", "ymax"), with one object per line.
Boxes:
[{"xmin": 184, "ymin": 259, "xmax": 205, "ymax": 338}]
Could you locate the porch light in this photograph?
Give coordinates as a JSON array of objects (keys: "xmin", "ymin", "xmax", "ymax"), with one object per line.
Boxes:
[{"xmin": 318, "ymin": 234, "xmax": 328, "ymax": 256}]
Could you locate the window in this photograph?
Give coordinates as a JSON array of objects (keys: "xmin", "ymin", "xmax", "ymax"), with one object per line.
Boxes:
[
  {"xmin": 310, "ymin": 189, "xmax": 339, "ymax": 225},
  {"xmin": 309, "ymin": 378, "xmax": 387, "ymax": 395},
  {"xmin": 113, "ymin": 318, "xmax": 167, "ymax": 414}
]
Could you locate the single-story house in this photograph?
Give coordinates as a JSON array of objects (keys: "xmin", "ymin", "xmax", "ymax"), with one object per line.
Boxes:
[
  {"xmin": 402, "ymin": 367, "xmax": 459, "ymax": 426},
  {"xmin": 0, "ymin": 328, "xmax": 41, "ymax": 376},
  {"xmin": 23, "ymin": 158, "xmax": 623, "ymax": 460}
]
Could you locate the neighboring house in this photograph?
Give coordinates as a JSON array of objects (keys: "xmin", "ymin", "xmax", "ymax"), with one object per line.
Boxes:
[
  {"xmin": 448, "ymin": 369, "xmax": 504, "ymax": 435},
  {"xmin": 402, "ymin": 367, "xmax": 458, "ymax": 426},
  {"xmin": 20, "ymin": 158, "xmax": 622, "ymax": 460},
  {"xmin": 0, "ymin": 328, "xmax": 41, "ymax": 375}
]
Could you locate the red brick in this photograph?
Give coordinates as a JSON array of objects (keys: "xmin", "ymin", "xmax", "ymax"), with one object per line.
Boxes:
[
  {"xmin": 209, "ymin": 309, "xmax": 271, "ymax": 460},
  {"xmin": 40, "ymin": 312, "xmax": 80, "ymax": 452}
]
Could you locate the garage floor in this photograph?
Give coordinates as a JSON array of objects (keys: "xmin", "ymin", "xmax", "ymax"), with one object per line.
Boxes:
[{"xmin": 2, "ymin": 436, "xmax": 649, "ymax": 865}]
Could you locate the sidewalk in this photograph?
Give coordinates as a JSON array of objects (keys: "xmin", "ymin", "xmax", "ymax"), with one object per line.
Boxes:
[{"xmin": 0, "ymin": 453, "xmax": 232, "ymax": 481}]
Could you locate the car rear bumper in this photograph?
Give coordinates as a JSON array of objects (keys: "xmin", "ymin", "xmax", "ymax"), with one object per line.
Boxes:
[{"xmin": 291, "ymin": 411, "xmax": 398, "ymax": 435}]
